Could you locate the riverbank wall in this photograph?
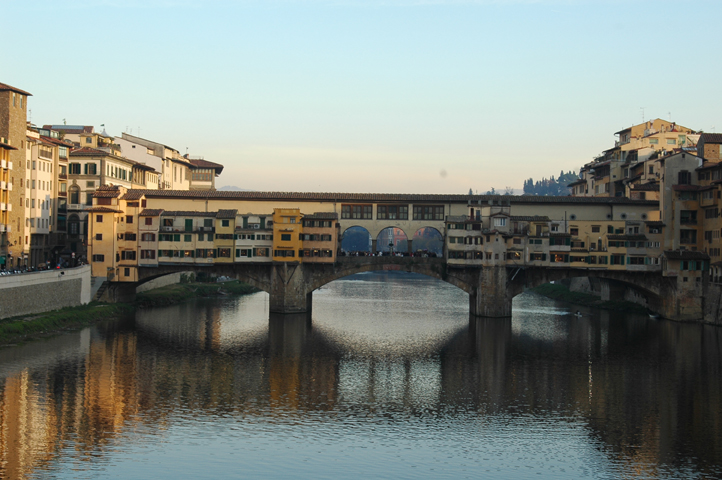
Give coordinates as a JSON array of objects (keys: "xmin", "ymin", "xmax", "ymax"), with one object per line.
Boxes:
[{"xmin": 0, "ymin": 266, "xmax": 92, "ymax": 319}]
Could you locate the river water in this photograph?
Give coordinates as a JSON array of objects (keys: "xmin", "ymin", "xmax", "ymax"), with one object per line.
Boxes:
[{"xmin": 0, "ymin": 272, "xmax": 721, "ymax": 479}]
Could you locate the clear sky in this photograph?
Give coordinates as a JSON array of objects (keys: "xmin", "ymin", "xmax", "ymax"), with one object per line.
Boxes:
[{"xmin": 4, "ymin": 0, "xmax": 721, "ymax": 193}]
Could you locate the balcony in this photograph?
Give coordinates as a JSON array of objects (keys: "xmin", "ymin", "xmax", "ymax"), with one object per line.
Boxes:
[
  {"xmin": 58, "ymin": 191, "xmax": 67, "ymax": 198},
  {"xmin": 59, "ymin": 173, "xmax": 67, "ymax": 180},
  {"xmin": 67, "ymin": 204, "xmax": 85, "ymax": 211}
]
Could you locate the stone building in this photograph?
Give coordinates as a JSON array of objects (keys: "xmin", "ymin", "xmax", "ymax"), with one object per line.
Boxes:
[{"xmin": 0, "ymin": 82, "xmax": 31, "ymax": 268}]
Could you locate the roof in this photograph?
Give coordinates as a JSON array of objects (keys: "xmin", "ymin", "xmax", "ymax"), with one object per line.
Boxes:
[
  {"xmin": 216, "ymin": 209, "xmax": 238, "ymax": 219},
  {"xmin": 699, "ymin": 133, "xmax": 722, "ymax": 144},
  {"xmin": 44, "ymin": 125, "xmax": 93, "ymax": 134},
  {"xmin": 139, "ymin": 209, "xmax": 164, "ymax": 216},
  {"xmin": 550, "ymin": 232, "xmax": 571, "ymax": 237},
  {"xmin": 93, "ymin": 189, "xmax": 122, "ymax": 198},
  {"xmin": 0, "ymin": 138, "xmax": 17, "ymax": 150},
  {"xmin": 0, "ymin": 82, "xmax": 32, "ymax": 96},
  {"xmin": 118, "ymin": 189, "xmax": 660, "ymax": 206},
  {"xmin": 567, "ymin": 179, "xmax": 586, "ymax": 187},
  {"xmin": 40, "ymin": 135, "xmax": 74, "ymax": 148},
  {"xmin": 672, "ymin": 185, "xmax": 703, "ymax": 192},
  {"xmin": 509, "ymin": 216, "xmax": 550, "ymax": 222},
  {"xmin": 631, "ymin": 183, "xmax": 659, "ymax": 191},
  {"xmin": 86, "ymin": 206, "xmax": 123, "ymax": 213},
  {"xmin": 645, "ymin": 221, "xmax": 665, "ymax": 227},
  {"xmin": 160, "ymin": 210, "xmax": 219, "ymax": 217},
  {"xmin": 70, "ymin": 147, "xmax": 114, "ymax": 156},
  {"xmin": 304, "ymin": 212, "xmax": 339, "ymax": 220},
  {"xmin": 696, "ymin": 161, "xmax": 722, "ymax": 171},
  {"xmin": 188, "ymin": 158, "xmax": 224, "ymax": 174},
  {"xmin": 664, "ymin": 250, "xmax": 710, "ymax": 260}
]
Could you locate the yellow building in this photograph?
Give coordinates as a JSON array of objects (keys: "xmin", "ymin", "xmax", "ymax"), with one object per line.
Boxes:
[
  {"xmin": 214, "ymin": 209, "xmax": 237, "ymax": 264},
  {"xmin": 272, "ymin": 208, "xmax": 302, "ymax": 262},
  {"xmin": 300, "ymin": 212, "xmax": 339, "ymax": 263}
]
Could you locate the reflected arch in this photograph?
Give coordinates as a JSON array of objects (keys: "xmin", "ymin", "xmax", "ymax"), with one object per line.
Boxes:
[
  {"xmin": 376, "ymin": 227, "xmax": 408, "ymax": 253},
  {"xmin": 412, "ymin": 227, "xmax": 443, "ymax": 257},
  {"xmin": 341, "ymin": 226, "xmax": 372, "ymax": 253}
]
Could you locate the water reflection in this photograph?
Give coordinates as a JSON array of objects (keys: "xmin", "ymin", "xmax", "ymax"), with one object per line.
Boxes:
[{"xmin": 0, "ymin": 273, "xmax": 720, "ymax": 479}]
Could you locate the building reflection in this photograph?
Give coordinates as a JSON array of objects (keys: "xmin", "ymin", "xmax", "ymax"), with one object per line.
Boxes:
[{"xmin": 0, "ymin": 304, "xmax": 720, "ymax": 478}]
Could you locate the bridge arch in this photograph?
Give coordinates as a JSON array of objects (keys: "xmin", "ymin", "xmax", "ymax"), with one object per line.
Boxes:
[
  {"xmin": 136, "ymin": 264, "xmax": 273, "ymax": 294},
  {"xmin": 411, "ymin": 226, "xmax": 443, "ymax": 256},
  {"xmin": 341, "ymin": 226, "xmax": 372, "ymax": 253},
  {"xmin": 307, "ymin": 259, "xmax": 474, "ymax": 296},
  {"xmin": 376, "ymin": 227, "xmax": 408, "ymax": 253},
  {"xmin": 507, "ymin": 267, "xmax": 667, "ymax": 313}
]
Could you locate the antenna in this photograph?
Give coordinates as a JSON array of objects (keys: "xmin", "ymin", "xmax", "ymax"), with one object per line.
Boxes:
[{"xmin": 640, "ymin": 107, "xmax": 645, "ymax": 123}]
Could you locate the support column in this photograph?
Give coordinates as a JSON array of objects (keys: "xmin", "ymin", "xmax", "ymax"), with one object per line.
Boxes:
[
  {"xmin": 406, "ymin": 239, "xmax": 413, "ymax": 254},
  {"xmin": 371, "ymin": 239, "xmax": 377, "ymax": 253},
  {"xmin": 101, "ymin": 282, "xmax": 137, "ymax": 304},
  {"xmin": 269, "ymin": 263, "xmax": 311, "ymax": 314},
  {"xmin": 469, "ymin": 266, "xmax": 512, "ymax": 317}
]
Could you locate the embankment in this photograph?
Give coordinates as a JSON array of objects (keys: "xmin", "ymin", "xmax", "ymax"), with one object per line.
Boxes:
[{"xmin": 0, "ymin": 280, "xmax": 258, "ymax": 345}]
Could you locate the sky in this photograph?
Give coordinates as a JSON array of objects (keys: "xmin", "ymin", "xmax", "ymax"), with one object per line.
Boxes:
[{"xmin": 3, "ymin": 0, "xmax": 721, "ymax": 194}]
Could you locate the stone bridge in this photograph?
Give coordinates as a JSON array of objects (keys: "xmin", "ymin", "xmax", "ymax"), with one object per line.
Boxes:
[{"xmin": 102, "ymin": 257, "xmax": 702, "ymax": 321}]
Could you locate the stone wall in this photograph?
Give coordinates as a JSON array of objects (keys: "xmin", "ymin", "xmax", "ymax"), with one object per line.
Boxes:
[
  {"xmin": 703, "ymin": 284, "xmax": 722, "ymax": 326},
  {"xmin": 0, "ymin": 265, "xmax": 91, "ymax": 319}
]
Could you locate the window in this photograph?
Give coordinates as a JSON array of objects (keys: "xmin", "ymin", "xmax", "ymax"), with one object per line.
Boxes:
[
  {"xmin": 141, "ymin": 233, "xmax": 155, "ymax": 241},
  {"xmin": 222, "ymin": 220, "xmax": 230, "ymax": 227},
  {"xmin": 570, "ymin": 228, "xmax": 579, "ymax": 236},
  {"xmin": 342, "ymin": 205, "xmax": 373, "ymax": 219},
  {"xmin": 493, "ymin": 217, "xmax": 506, "ymax": 227},
  {"xmin": 121, "ymin": 251, "xmax": 136, "ymax": 260},
  {"xmin": 85, "ymin": 137, "xmax": 92, "ymax": 144},
  {"xmin": 678, "ymin": 171, "xmax": 692, "ymax": 185},
  {"xmin": 126, "ymin": 215, "xmax": 134, "ymax": 224},
  {"xmin": 413, "ymin": 206, "xmax": 444, "ymax": 221},
  {"xmin": 145, "ymin": 217, "xmax": 153, "ymax": 225},
  {"xmin": 649, "ymin": 138, "xmax": 659, "ymax": 145},
  {"xmin": 96, "ymin": 215, "xmax": 103, "ymax": 223},
  {"xmin": 95, "ymin": 234, "xmax": 103, "ymax": 240},
  {"xmin": 92, "ymin": 254, "xmax": 104, "ymax": 262},
  {"xmin": 377, "ymin": 205, "xmax": 409, "ymax": 220},
  {"xmin": 84, "ymin": 163, "xmax": 97, "ymax": 175},
  {"xmin": 184, "ymin": 234, "xmax": 192, "ymax": 242},
  {"xmin": 141, "ymin": 250, "xmax": 156, "ymax": 259},
  {"xmin": 680, "ymin": 229, "xmax": 697, "ymax": 244},
  {"xmin": 591, "ymin": 225, "xmax": 600, "ymax": 233},
  {"xmin": 667, "ymin": 138, "xmax": 676, "ymax": 145},
  {"xmin": 680, "ymin": 210, "xmax": 697, "ymax": 225},
  {"xmin": 281, "ymin": 234, "xmax": 291, "ymax": 241}
]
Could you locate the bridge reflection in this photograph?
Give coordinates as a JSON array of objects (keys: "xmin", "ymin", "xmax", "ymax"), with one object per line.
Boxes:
[{"xmin": 0, "ymin": 301, "xmax": 720, "ymax": 478}]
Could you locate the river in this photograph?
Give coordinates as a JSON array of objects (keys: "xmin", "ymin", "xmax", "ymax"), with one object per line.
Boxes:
[{"xmin": 0, "ymin": 272, "xmax": 720, "ymax": 479}]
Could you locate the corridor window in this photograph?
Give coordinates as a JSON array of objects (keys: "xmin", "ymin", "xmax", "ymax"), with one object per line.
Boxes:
[
  {"xmin": 342, "ymin": 205, "xmax": 372, "ymax": 220},
  {"xmin": 413, "ymin": 206, "xmax": 444, "ymax": 221},
  {"xmin": 377, "ymin": 205, "xmax": 408, "ymax": 220}
]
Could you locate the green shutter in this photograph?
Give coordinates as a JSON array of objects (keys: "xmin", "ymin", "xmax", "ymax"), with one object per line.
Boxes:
[
  {"xmin": 243, "ymin": 217, "xmax": 248, "ymax": 228},
  {"xmin": 185, "ymin": 219, "xmax": 193, "ymax": 231},
  {"xmin": 260, "ymin": 217, "xmax": 265, "ymax": 229}
]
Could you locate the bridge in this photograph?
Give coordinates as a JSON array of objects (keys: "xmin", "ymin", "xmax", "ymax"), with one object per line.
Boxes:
[{"xmin": 102, "ymin": 256, "xmax": 695, "ymax": 321}]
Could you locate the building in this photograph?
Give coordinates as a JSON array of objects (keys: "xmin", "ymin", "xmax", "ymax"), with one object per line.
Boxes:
[{"xmin": 0, "ymin": 82, "xmax": 31, "ymax": 268}]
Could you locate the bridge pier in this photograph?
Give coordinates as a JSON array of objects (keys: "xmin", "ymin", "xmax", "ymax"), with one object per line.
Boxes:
[
  {"xmin": 469, "ymin": 266, "xmax": 512, "ymax": 317},
  {"xmin": 99, "ymin": 282, "xmax": 137, "ymax": 304},
  {"xmin": 269, "ymin": 263, "xmax": 312, "ymax": 314}
]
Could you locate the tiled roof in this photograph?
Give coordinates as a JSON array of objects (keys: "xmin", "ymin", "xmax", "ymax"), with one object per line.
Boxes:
[
  {"xmin": 188, "ymin": 158, "xmax": 224, "ymax": 173},
  {"xmin": 696, "ymin": 161, "xmax": 722, "ymax": 171},
  {"xmin": 700, "ymin": 133, "xmax": 722, "ymax": 144},
  {"xmin": 86, "ymin": 206, "xmax": 123, "ymax": 213},
  {"xmin": 567, "ymin": 179, "xmax": 586, "ymax": 186},
  {"xmin": 664, "ymin": 250, "xmax": 710, "ymax": 260},
  {"xmin": 0, "ymin": 138, "xmax": 17, "ymax": 150},
  {"xmin": 672, "ymin": 185, "xmax": 703, "ymax": 192},
  {"xmin": 510, "ymin": 216, "xmax": 550, "ymax": 222},
  {"xmin": 304, "ymin": 212, "xmax": 339, "ymax": 220},
  {"xmin": 216, "ymin": 209, "xmax": 238, "ymax": 219},
  {"xmin": 118, "ymin": 189, "xmax": 659, "ymax": 205},
  {"xmin": 160, "ymin": 210, "xmax": 219, "ymax": 217},
  {"xmin": 0, "ymin": 82, "xmax": 32, "ymax": 96},
  {"xmin": 93, "ymin": 185, "xmax": 122, "ymax": 198},
  {"xmin": 70, "ymin": 147, "xmax": 112, "ymax": 156},
  {"xmin": 40, "ymin": 136, "xmax": 74, "ymax": 147},
  {"xmin": 139, "ymin": 209, "xmax": 164, "ymax": 216},
  {"xmin": 631, "ymin": 183, "xmax": 659, "ymax": 191}
]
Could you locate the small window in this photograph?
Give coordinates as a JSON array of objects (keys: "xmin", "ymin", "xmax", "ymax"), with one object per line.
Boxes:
[
  {"xmin": 145, "ymin": 217, "xmax": 153, "ymax": 225},
  {"xmin": 222, "ymin": 220, "xmax": 230, "ymax": 227},
  {"xmin": 92, "ymin": 254, "xmax": 104, "ymax": 262},
  {"xmin": 95, "ymin": 233, "xmax": 102, "ymax": 240},
  {"xmin": 126, "ymin": 215, "xmax": 134, "ymax": 224},
  {"xmin": 96, "ymin": 215, "xmax": 103, "ymax": 223}
]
